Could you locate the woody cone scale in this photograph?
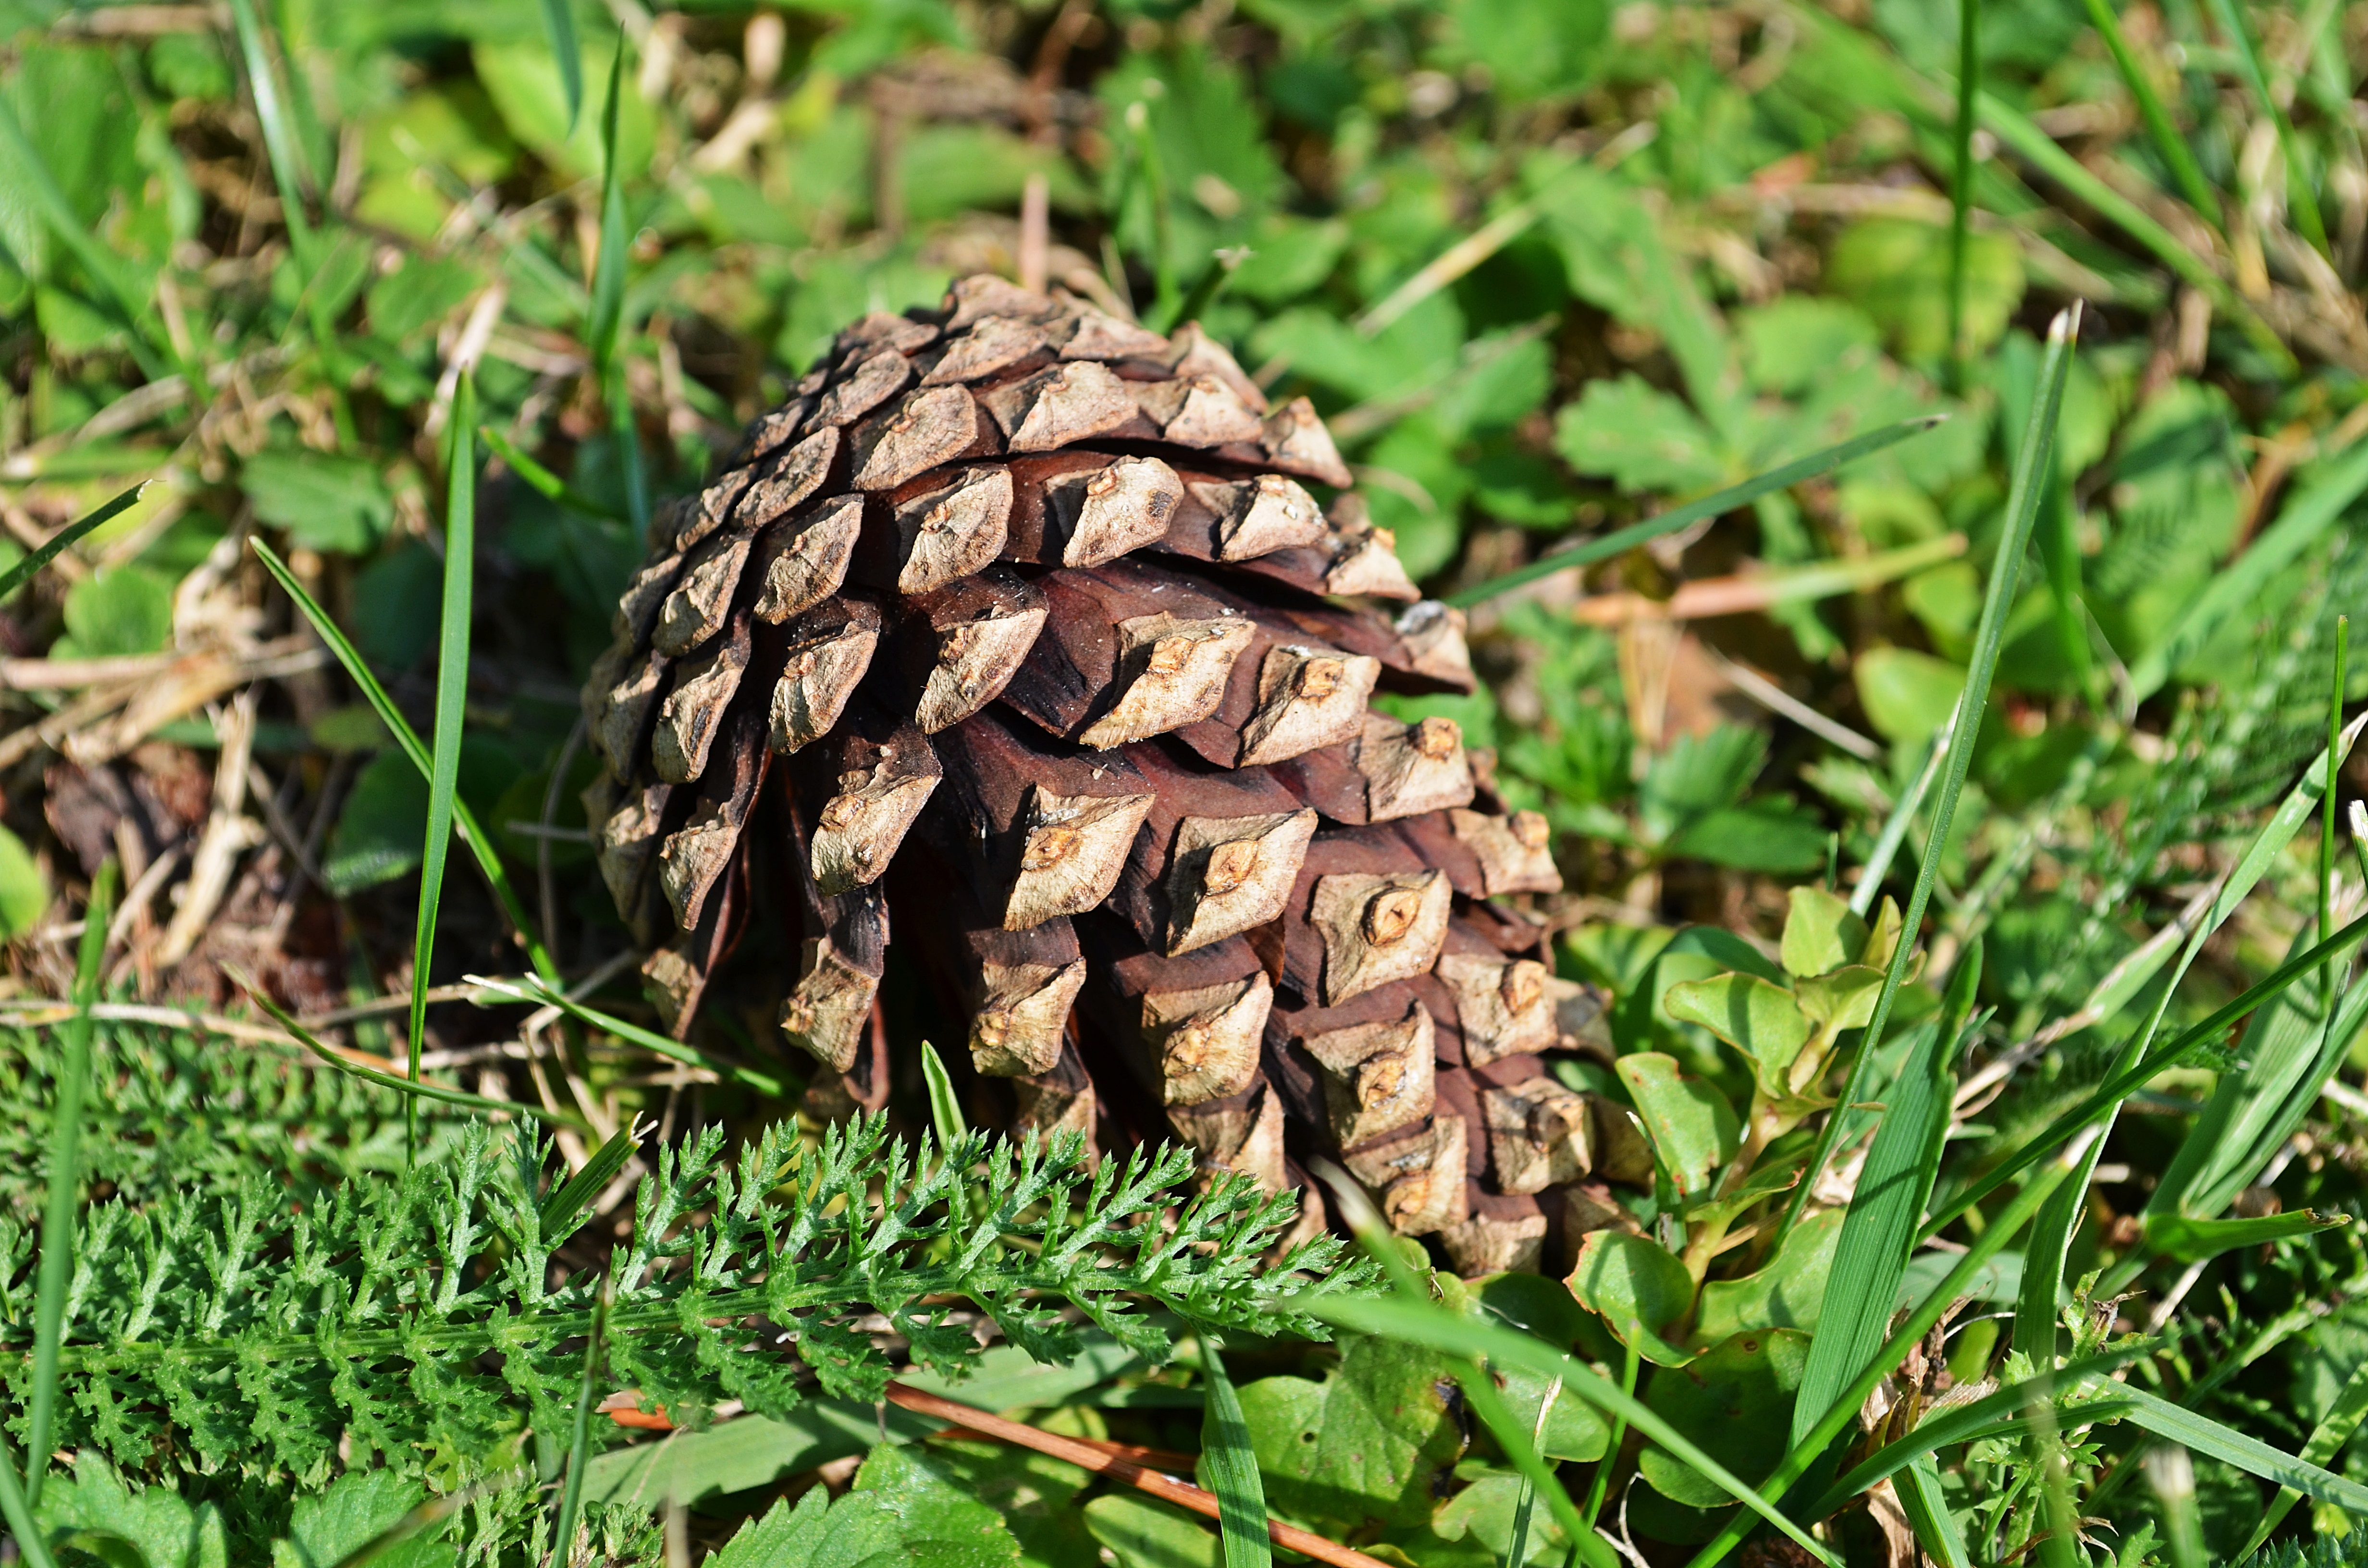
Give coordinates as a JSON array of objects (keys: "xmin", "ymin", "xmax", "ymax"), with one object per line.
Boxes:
[{"xmin": 583, "ymin": 275, "xmax": 1629, "ymax": 1275}]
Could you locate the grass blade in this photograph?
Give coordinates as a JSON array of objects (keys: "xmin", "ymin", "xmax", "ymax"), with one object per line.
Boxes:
[
  {"xmin": 465, "ymin": 974, "xmax": 786, "ymax": 1096},
  {"xmin": 2127, "ymin": 441, "xmax": 2368, "ymax": 701},
  {"xmin": 540, "ymin": 0, "xmax": 583, "ymax": 133},
  {"xmin": 0, "ymin": 1450, "xmax": 60, "ymax": 1568},
  {"xmin": 1444, "ymin": 415, "xmax": 1948, "ymax": 608},
  {"xmin": 539, "ymin": 1119, "xmax": 645, "ymax": 1237},
  {"xmin": 231, "ymin": 973, "xmax": 589, "ymax": 1132},
  {"xmin": 1790, "ymin": 945, "xmax": 1980, "ymax": 1448},
  {"xmin": 552, "ymin": 1276, "xmax": 611, "ymax": 1565},
  {"xmin": 225, "ymin": 0, "xmax": 316, "ymax": 266},
  {"xmin": 587, "ymin": 37, "xmax": 648, "ymax": 541},
  {"xmin": 1686, "ymin": 1127, "xmax": 2096, "ymax": 1568},
  {"xmin": 479, "ymin": 425, "xmax": 627, "ymax": 520},
  {"xmin": 1805, "ymin": 1343, "xmax": 2153, "ymax": 1516},
  {"xmin": 407, "ymin": 375, "xmax": 480, "ymax": 1161},
  {"xmin": 1848, "ymin": 719, "xmax": 1950, "ymax": 918},
  {"xmin": 1781, "ymin": 306, "xmax": 2079, "ymax": 1242},
  {"xmin": 2203, "ymin": 0, "xmax": 2329, "ymax": 256},
  {"xmin": 2239, "ymin": 1354, "xmax": 2368, "ymax": 1555},
  {"xmin": 921, "ymin": 1041, "xmax": 968, "ymax": 1145},
  {"xmin": 26, "ymin": 859, "xmax": 116, "ymax": 1507},
  {"xmin": 1308, "ymin": 1294, "xmax": 1840, "ymax": 1567},
  {"xmin": 249, "ymin": 539, "xmax": 560, "ymax": 984},
  {"xmin": 0, "ymin": 482, "xmax": 146, "ymax": 602},
  {"xmin": 1944, "ymin": 0, "xmax": 1979, "ymax": 378},
  {"xmin": 1894, "ymin": 1454, "xmax": 1971, "ymax": 1568},
  {"xmin": 1926, "ymin": 907, "xmax": 2368, "ymax": 1239},
  {"xmin": 1197, "ymin": 1339, "xmax": 1272, "ymax": 1568},
  {"xmin": 2079, "ymin": 0, "xmax": 2222, "ymax": 219},
  {"xmin": 2102, "ymin": 1373, "xmax": 2368, "ymax": 1513}
]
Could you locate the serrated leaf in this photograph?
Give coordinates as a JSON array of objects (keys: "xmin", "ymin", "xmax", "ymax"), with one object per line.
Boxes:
[
  {"xmin": 1550, "ymin": 373, "xmax": 1725, "ymax": 496},
  {"xmin": 241, "ymin": 449, "xmax": 394, "ymax": 556}
]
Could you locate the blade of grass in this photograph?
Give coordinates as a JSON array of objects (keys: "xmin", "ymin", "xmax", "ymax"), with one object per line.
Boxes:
[
  {"xmin": 240, "ymin": 980, "xmax": 590, "ymax": 1132},
  {"xmin": 539, "ymin": 1118, "xmax": 645, "ymax": 1237},
  {"xmin": 407, "ymin": 374, "xmax": 480, "ymax": 1162},
  {"xmin": 479, "ymin": 426, "xmax": 628, "ymax": 521},
  {"xmin": 1445, "ymin": 415, "xmax": 1949, "ymax": 608},
  {"xmin": 2203, "ymin": 0, "xmax": 2330, "ymax": 256},
  {"xmin": 587, "ymin": 37, "xmax": 648, "ymax": 541},
  {"xmin": 1927, "ymin": 906, "xmax": 2368, "ymax": 1239},
  {"xmin": 1848, "ymin": 716, "xmax": 1951, "ymax": 919},
  {"xmin": 2079, "ymin": 0, "xmax": 2222, "ymax": 219},
  {"xmin": 2239, "ymin": 1352, "xmax": 2368, "ymax": 1555},
  {"xmin": 465, "ymin": 974, "xmax": 785, "ymax": 1096},
  {"xmin": 2127, "ymin": 437, "xmax": 2368, "ymax": 702},
  {"xmin": 0, "ymin": 482, "xmax": 146, "ymax": 602},
  {"xmin": 540, "ymin": 0, "xmax": 584, "ymax": 133},
  {"xmin": 1790, "ymin": 945, "xmax": 1981, "ymax": 1448},
  {"xmin": 921, "ymin": 1041, "xmax": 968, "ymax": 1144},
  {"xmin": 1894, "ymin": 1454, "xmax": 1971, "ymax": 1568},
  {"xmin": 1780, "ymin": 305, "xmax": 2080, "ymax": 1244},
  {"xmin": 1686, "ymin": 1126, "xmax": 2097, "ymax": 1568},
  {"xmin": 250, "ymin": 539, "xmax": 560, "ymax": 985},
  {"xmin": 225, "ymin": 0, "xmax": 317, "ymax": 274},
  {"xmin": 1197, "ymin": 1339, "xmax": 1272, "ymax": 1568},
  {"xmin": 2324, "ymin": 617, "xmax": 2349, "ymax": 1010},
  {"xmin": 2102, "ymin": 1373, "xmax": 2368, "ymax": 1512},
  {"xmin": 1945, "ymin": 0, "xmax": 1980, "ymax": 380},
  {"xmin": 552, "ymin": 1275, "xmax": 611, "ymax": 1565},
  {"xmin": 0, "ymin": 1452, "xmax": 60, "ymax": 1568},
  {"xmin": 25, "ymin": 859, "xmax": 116, "ymax": 1507}
]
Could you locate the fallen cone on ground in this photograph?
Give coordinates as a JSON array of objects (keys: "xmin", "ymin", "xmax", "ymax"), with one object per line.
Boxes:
[{"xmin": 582, "ymin": 274, "xmax": 1618, "ymax": 1274}]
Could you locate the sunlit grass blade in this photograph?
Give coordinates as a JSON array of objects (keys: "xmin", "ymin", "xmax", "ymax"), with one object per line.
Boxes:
[
  {"xmin": 2128, "ymin": 441, "xmax": 2368, "ymax": 702},
  {"xmin": 2104, "ymin": 1374, "xmax": 2368, "ymax": 1513},
  {"xmin": 1926, "ymin": 907, "xmax": 2368, "ymax": 1239},
  {"xmin": 2079, "ymin": 0, "xmax": 2221, "ymax": 219},
  {"xmin": 587, "ymin": 36, "xmax": 648, "ymax": 540},
  {"xmin": 540, "ymin": 0, "xmax": 583, "ymax": 132},
  {"xmin": 1781, "ymin": 306, "xmax": 2078, "ymax": 1241},
  {"xmin": 921, "ymin": 1041, "xmax": 968, "ymax": 1144},
  {"xmin": 249, "ymin": 539, "xmax": 560, "ymax": 985},
  {"xmin": 1686, "ymin": 1128, "xmax": 2095, "ymax": 1568},
  {"xmin": 225, "ymin": 0, "xmax": 316, "ymax": 265},
  {"xmin": 478, "ymin": 425, "xmax": 627, "ymax": 520},
  {"xmin": 231, "ymin": 972, "xmax": 590, "ymax": 1132},
  {"xmin": 552, "ymin": 1276, "xmax": 610, "ymax": 1565},
  {"xmin": 539, "ymin": 1118, "xmax": 645, "ymax": 1236},
  {"xmin": 0, "ymin": 1453, "xmax": 60, "ymax": 1568},
  {"xmin": 2323, "ymin": 616, "xmax": 2348, "ymax": 1002},
  {"xmin": 2239, "ymin": 1353, "xmax": 2368, "ymax": 1555},
  {"xmin": 1446, "ymin": 415, "xmax": 1948, "ymax": 608},
  {"xmin": 1848, "ymin": 720, "xmax": 1949, "ymax": 918},
  {"xmin": 0, "ymin": 481, "xmax": 146, "ymax": 602},
  {"xmin": 407, "ymin": 375, "xmax": 481, "ymax": 1161},
  {"xmin": 1894, "ymin": 1455, "xmax": 1971, "ymax": 1567},
  {"xmin": 2204, "ymin": 0, "xmax": 2329, "ymax": 256},
  {"xmin": 26, "ymin": 859, "xmax": 116, "ymax": 1507},
  {"xmin": 1308, "ymin": 1294, "xmax": 1839, "ymax": 1567},
  {"xmin": 1197, "ymin": 1339, "xmax": 1272, "ymax": 1568},
  {"xmin": 1790, "ymin": 945, "xmax": 1980, "ymax": 1448},
  {"xmin": 465, "ymin": 974, "xmax": 786, "ymax": 1095},
  {"xmin": 1943, "ymin": 0, "xmax": 1978, "ymax": 379},
  {"xmin": 0, "ymin": 103, "xmax": 167, "ymax": 377}
]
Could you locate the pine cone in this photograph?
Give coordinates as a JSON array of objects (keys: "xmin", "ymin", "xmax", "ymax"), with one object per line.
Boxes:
[{"xmin": 582, "ymin": 275, "xmax": 1615, "ymax": 1275}]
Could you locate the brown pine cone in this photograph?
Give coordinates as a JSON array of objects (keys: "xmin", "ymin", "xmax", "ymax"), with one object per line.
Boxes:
[{"xmin": 581, "ymin": 275, "xmax": 1616, "ymax": 1275}]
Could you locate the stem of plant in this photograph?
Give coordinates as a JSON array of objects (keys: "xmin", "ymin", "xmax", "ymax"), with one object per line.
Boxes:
[{"xmin": 2326, "ymin": 616, "xmax": 2348, "ymax": 1023}]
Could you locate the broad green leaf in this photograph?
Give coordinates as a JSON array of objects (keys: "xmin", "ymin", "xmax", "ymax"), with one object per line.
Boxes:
[
  {"xmin": 1432, "ymin": 0, "xmax": 1605, "ymax": 101},
  {"xmin": 1470, "ymin": 1274, "xmax": 1613, "ymax": 1461},
  {"xmin": 324, "ymin": 751, "xmax": 429, "ymax": 893},
  {"xmin": 1852, "ymin": 647, "xmax": 1965, "ymax": 746},
  {"xmin": 33, "ymin": 1453, "xmax": 227, "ymax": 1568},
  {"xmin": 1780, "ymin": 888, "xmax": 1868, "ymax": 978},
  {"xmin": 0, "ymin": 825, "xmax": 51, "ymax": 937},
  {"xmin": 1551, "ymin": 373, "xmax": 1726, "ymax": 497},
  {"xmin": 471, "ymin": 39, "xmax": 654, "ymax": 183},
  {"xmin": 1615, "ymin": 1052, "xmax": 1739, "ymax": 1195},
  {"xmin": 1636, "ymin": 1330, "xmax": 1811, "ymax": 1509},
  {"xmin": 270, "ymin": 1469, "xmax": 452, "ymax": 1568},
  {"xmin": 1566, "ymin": 1229, "xmax": 1695, "ymax": 1366},
  {"xmin": 59, "ymin": 568, "xmax": 171, "ymax": 659},
  {"xmin": 1383, "ymin": 1470, "xmax": 1571, "ymax": 1568},
  {"xmin": 1239, "ymin": 1333, "xmax": 1463, "ymax": 1530},
  {"xmin": 918, "ymin": 1441, "xmax": 1099, "ymax": 1568},
  {"xmin": 1694, "ymin": 1210, "xmax": 1843, "ymax": 1347},
  {"xmin": 1664, "ymin": 976, "xmax": 1810, "ymax": 1097},
  {"xmin": 240, "ymin": 449, "xmax": 395, "ymax": 555},
  {"xmin": 1825, "ymin": 218, "xmax": 2023, "ymax": 360},
  {"xmin": 1083, "ymin": 1495, "xmax": 1217, "ymax": 1568},
  {"xmin": 1739, "ymin": 299, "xmax": 1882, "ymax": 397},
  {"xmin": 850, "ymin": 1445, "xmax": 1028, "ymax": 1568},
  {"xmin": 1791, "ymin": 966, "xmax": 1886, "ymax": 1034}
]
